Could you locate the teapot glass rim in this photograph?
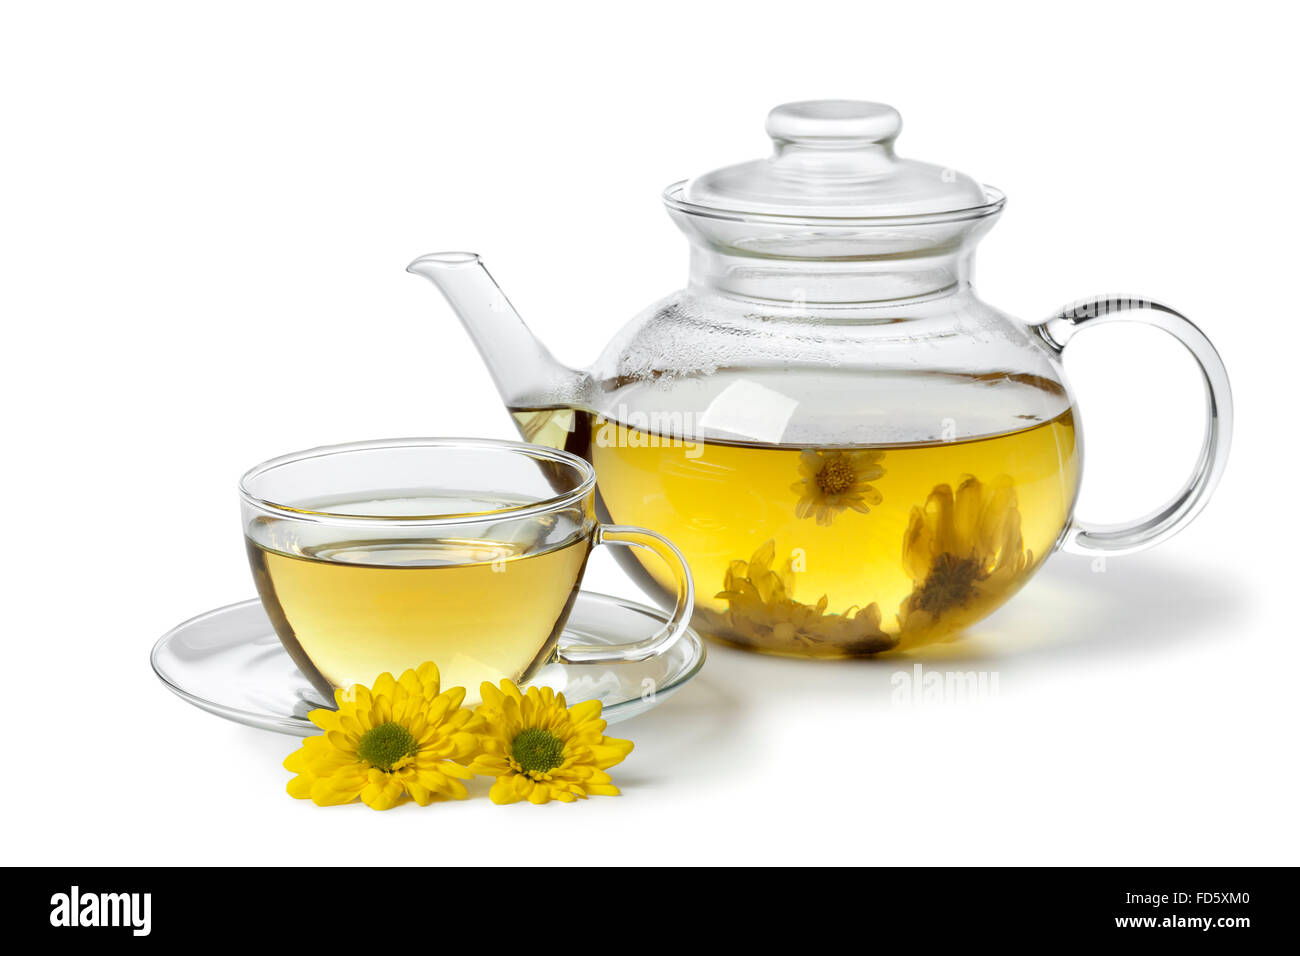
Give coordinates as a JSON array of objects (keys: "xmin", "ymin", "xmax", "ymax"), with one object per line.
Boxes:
[{"xmin": 662, "ymin": 181, "xmax": 1006, "ymax": 228}]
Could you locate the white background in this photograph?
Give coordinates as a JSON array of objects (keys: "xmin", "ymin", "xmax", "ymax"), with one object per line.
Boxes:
[{"xmin": 2, "ymin": 1, "xmax": 1295, "ymax": 865}]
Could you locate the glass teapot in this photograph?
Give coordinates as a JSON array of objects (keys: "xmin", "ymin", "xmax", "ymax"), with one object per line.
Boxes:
[{"xmin": 409, "ymin": 100, "xmax": 1232, "ymax": 658}]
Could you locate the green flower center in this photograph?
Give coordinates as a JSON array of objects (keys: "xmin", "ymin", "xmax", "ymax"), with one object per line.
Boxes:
[
  {"xmin": 916, "ymin": 553, "xmax": 984, "ymax": 615},
  {"xmin": 356, "ymin": 721, "xmax": 418, "ymax": 772},
  {"xmin": 816, "ymin": 458, "xmax": 856, "ymax": 496},
  {"xmin": 511, "ymin": 728, "xmax": 566, "ymax": 774}
]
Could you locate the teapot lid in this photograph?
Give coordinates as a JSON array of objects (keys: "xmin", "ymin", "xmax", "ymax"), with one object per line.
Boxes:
[{"xmin": 681, "ymin": 100, "xmax": 990, "ymax": 219}]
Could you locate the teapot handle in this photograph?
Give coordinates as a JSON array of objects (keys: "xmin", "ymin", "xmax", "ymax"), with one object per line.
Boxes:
[{"xmin": 1032, "ymin": 296, "xmax": 1233, "ymax": 557}]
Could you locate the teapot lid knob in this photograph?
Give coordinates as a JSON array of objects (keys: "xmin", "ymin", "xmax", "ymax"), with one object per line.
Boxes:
[
  {"xmin": 679, "ymin": 99, "xmax": 989, "ymax": 219},
  {"xmin": 765, "ymin": 100, "xmax": 902, "ymax": 148}
]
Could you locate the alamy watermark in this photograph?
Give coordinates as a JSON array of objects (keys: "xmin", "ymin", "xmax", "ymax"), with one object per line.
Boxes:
[
  {"xmin": 891, "ymin": 663, "xmax": 1000, "ymax": 705},
  {"xmin": 49, "ymin": 886, "xmax": 151, "ymax": 936},
  {"xmin": 1058, "ymin": 295, "xmax": 1154, "ymax": 320},
  {"xmin": 594, "ymin": 404, "xmax": 705, "ymax": 458}
]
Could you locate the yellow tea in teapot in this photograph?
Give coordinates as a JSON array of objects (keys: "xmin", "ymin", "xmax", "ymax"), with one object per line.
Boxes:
[
  {"xmin": 513, "ymin": 403, "xmax": 1079, "ymax": 656},
  {"xmin": 246, "ymin": 508, "xmax": 590, "ymax": 693}
]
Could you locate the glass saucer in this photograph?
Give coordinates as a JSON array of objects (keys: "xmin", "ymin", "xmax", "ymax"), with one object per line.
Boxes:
[{"xmin": 151, "ymin": 592, "xmax": 705, "ymax": 735}]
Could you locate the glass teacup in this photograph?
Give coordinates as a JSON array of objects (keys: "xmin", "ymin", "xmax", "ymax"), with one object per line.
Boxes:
[{"xmin": 239, "ymin": 438, "xmax": 694, "ymax": 700}]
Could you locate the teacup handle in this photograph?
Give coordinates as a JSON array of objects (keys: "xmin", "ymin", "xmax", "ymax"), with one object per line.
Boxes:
[
  {"xmin": 556, "ymin": 525, "xmax": 695, "ymax": 664},
  {"xmin": 1033, "ymin": 296, "xmax": 1233, "ymax": 557}
]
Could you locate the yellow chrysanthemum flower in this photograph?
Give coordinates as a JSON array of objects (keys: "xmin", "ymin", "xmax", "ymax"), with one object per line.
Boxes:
[
  {"xmin": 467, "ymin": 681, "xmax": 633, "ymax": 805},
  {"xmin": 791, "ymin": 449, "xmax": 886, "ymax": 527},
  {"xmin": 715, "ymin": 539, "xmax": 897, "ymax": 655},
  {"xmin": 897, "ymin": 475, "xmax": 1032, "ymax": 647},
  {"xmin": 284, "ymin": 661, "xmax": 479, "ymax": 811}
]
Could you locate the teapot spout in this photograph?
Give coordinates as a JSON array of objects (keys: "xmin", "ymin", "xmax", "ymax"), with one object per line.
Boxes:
[{"xmin": 407, "ymin": 252, "xmax": 582, "ymax": 410}]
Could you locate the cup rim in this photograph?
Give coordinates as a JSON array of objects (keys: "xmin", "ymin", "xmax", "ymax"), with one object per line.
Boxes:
[{"xmin": 238, "ymin": 437, "xmax": 596, "ymax": 527}]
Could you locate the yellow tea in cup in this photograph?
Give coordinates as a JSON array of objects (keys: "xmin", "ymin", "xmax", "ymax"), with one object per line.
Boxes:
[{"xmin": 240, "ymin": 440, "xmax": 693, "ymax": 700}]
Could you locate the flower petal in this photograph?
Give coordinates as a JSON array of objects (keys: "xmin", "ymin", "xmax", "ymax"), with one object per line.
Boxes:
[
  {"xmin": 359, "ymin": 776, "xmax": 405, "ymax": 811},
  {"xmin": 489, "ymin": 777, "xmax": 521, "ymax": 805},
  {"xmin": 566, "ymin": 699, "xmax": 604, "ymax": 727}
]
